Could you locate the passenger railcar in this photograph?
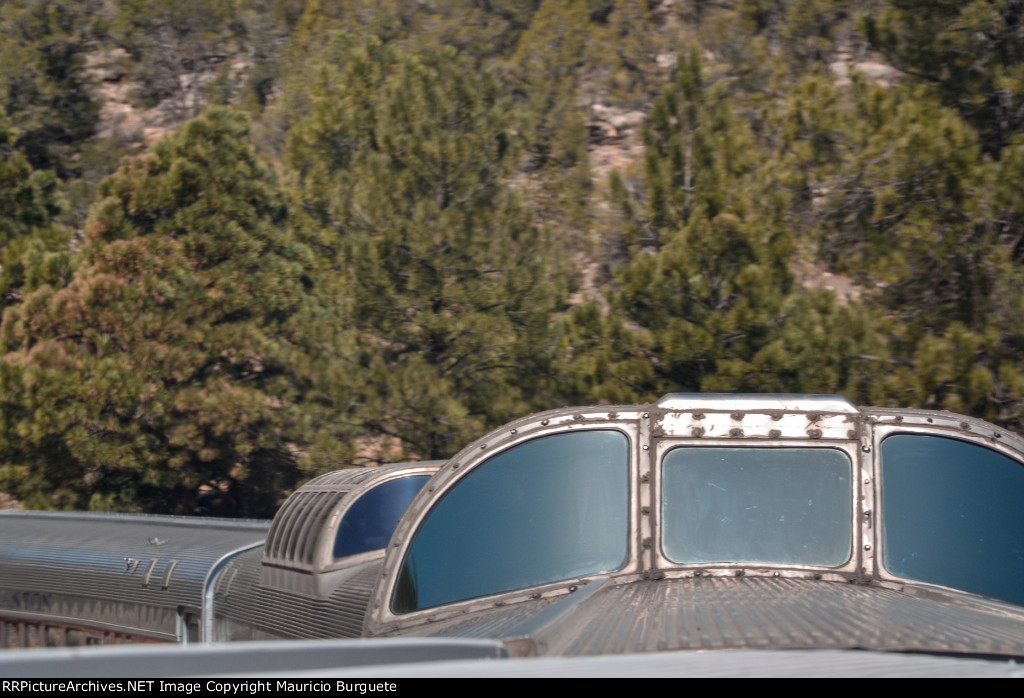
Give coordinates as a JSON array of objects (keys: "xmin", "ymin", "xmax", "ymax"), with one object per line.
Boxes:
[
  {"xmin": 0, "ymin": 461, "xmax": 440, "ymax": 648},
  {"xmin": 2, "ymin": 394, "xmax": 1024, "ymax": 670}
]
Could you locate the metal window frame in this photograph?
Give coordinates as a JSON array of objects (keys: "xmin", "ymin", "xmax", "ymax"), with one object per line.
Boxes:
[{"xmin": 369, "ymin": 409, "xmax": 645, "ymax": 633}]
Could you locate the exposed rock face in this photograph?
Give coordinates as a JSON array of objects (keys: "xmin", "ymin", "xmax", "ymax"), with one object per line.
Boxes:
[
  {"xmin": 830, "ymin": 48, "xmax": 902, "ymax": 88},
  {"xmin": 85, "ymin": 48, "xmax": 245, "ymax": 148},
  {"xmin": 588, "ymin": 104, "xmax": 647, "ymax": 182}
]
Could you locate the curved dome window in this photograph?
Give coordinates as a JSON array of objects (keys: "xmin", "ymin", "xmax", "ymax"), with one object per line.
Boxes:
[
  {"xmin": 881, "ymin": 434, "xmax": 1024, "ymax": 606},
  {"xmin": 333, "ymin": 475, "xmax": 431, "ymax": 560},
  {"xmin": 394, "ymin": 430, "xmax": 630, "ymax": 613},
  {"xmin": 661, "ymin": 447, "xmax": 852, "ymax": 566}
]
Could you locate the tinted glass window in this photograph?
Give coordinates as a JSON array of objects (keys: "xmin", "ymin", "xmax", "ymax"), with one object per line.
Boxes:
[
  {"xmin": 394, "ymin": 430, "xmax": 629, "ymax": 613},
  {"xmin": 662, "ymin": 447, "xmax": 852, "ymax": 565},
  {"xmin": 882, "ymin": 434, "xmax": 1024, "ymax": 606},
  {"xmin": 334, "ymin": 475, "xmax": 431, "ymax": 559}
]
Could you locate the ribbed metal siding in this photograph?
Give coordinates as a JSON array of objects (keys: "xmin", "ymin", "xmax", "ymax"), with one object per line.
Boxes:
[
  {"xmin": 539, "ymin": 578, "xmax": 1024, "ymax": 657},
  {"xmin": 404, "ymin": 577, "xmax": 1024, "ymax": 659},
  {"xmin": 213, "ymin": 548, "xmax": 381, "ymax": 640},
  {"xmin": 0, "ymin": 512, "xmax": 268, "ymax": 608},
  {"xmin": 0, "ymin": 512, "xmax": 268, "ymax": 638}
]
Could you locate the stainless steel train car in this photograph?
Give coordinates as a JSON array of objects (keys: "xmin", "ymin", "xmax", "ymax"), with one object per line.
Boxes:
[
  {"xmin": 0, "ymin": 461, "xmax": 440, "ymax": 648},
  {"xmin": 2, "ymin": 393, "xmax": 1024, "ymax": 672}
]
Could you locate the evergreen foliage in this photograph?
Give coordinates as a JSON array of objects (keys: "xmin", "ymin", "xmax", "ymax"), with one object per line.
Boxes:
[
  {"xmin": 288, "ymin": 41, "xmax": 565, "ymax": 460},
  {"xmin": 560, "ymin": 49, "xmax": 883, "ymax": 402},
  {"xmin": 0, "ymin": 107, "xmax": 70, "ymax": 307},
  {"xmin": 4, "ymin": 0, "xmax": 1024, "ymax": 512},
  {"xmin": 566, "ymin": 51, "xmax": 795, "ymax": 393},
  {"xmin": 0, "ymin": 108, "xmax": 324, "ymax": 515},
  {"xmin": 865, "ymin": 0, "xmax": 1024, "ymax": 153},
  {"xmin": 0, "ymin": 0, "xmax": 100, "ymax": 176}
]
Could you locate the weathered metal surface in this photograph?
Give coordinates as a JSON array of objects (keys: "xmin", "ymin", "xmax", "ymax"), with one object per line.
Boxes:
[
  {"xmin": 323, "ymin": 648, "xmax": 1024, "ymax": 678},
  {"xmin": 3, "ymin": 394, "xmax": 1023, "ymax": 676},
  {"xmin": 211, "ymin": 546, "xmax": 381, "ymax": 641},
  {"xmin": 390, "ymin": 577, "xmax": 1024, "ymax": 660},
  {"xmin": 0, "ymin": 637, "xmax": 509, "ymax": 678},
  {"xmin": 263, "ymin": 462, "xmax": 442, "ymax": 573},
  {"xmin": 0, "ymin": 512, "xmax": 268, "ymax": 642},
  {"xmin": 656, "ymin": 393, "xmax": 859, "ymax": 414}
]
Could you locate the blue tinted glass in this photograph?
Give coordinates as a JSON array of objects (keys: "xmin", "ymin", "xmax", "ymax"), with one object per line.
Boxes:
[
  {"xmin": 662, "ymin": 447, "xmax": 852, "ymax": 565},
  {"xmin": 394, "ymin": 431, "xmax": 629, "ymax": 613},
  {"xmin": 882, "ymin": 434, "xmax": 1024, "ymax": 606},
  {"xmin": 333, "ymin": 475, "xmax": 431, "ymax": 559}
]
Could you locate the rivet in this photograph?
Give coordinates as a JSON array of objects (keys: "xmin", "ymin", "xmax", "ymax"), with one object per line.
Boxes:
[
  {"xmin": 864, "ymin": 478, "xmax": 871, "ymax": 485},
  {"xmin": 926, "ymin": 417, "xmax": 933, "ymax": 423},
  {"xmin": 693, "ymin": 412, "xmax": 705, "ymax": 420},
  {"xmin": 864, "ymin": 544, "xmax": 872, "ymax": 551},
  {"xmin": 847, "ymin": 430, "xmax": 856, "ymax": 439},
  {"xmin": 769, "ymin": 429, "xmax": 782, "ymax": 438},
  {"xmin": 772, "ymin": 571, "xmax": 781, "ymax": 578},
  {"xmin": 729, "ymin": 428, "xmax": 744, "ymax": 438},
  {"xmin": 862, "ymin": 445, "xmax": 872, "ymax": 452},
  {"xmin": 569, "ymin": 585, "xmax": 578, "ymax": 592},
  {"xmin": 641, "ymin": 506, "xmax": 651, "ymax": 515},
  {"xmin": 541, "ymin": 419, "xmax": 549, "ymax": 426},
  {"xmin": 960, "ymin": 421, "xmax": 971, "ymax": 431},
  {"xmin": 894, "ymin": 415, "xmax": 903, "ymax": 423},
  {"xmin": 813, "ymin": 573, "xmax": 822, "ymax": 580},
  {"xmin": 694, "ymin": 570, "xmax": 702, "ymax": 577},
  {"xmin": 730, "ymin": 412, "xmax": 743, "ymax": 421},
  {"xmin": 510, "ymin": 428, "xmax": 517, "ymax": 434},
  {"xmin": 807, "ymin": 428, "xmax": 822, "ymax": 439},
  {"xmin": 480, "ymin": 444, "xmax": 487, "ymax": 450},
  {"xmin": 642, "ymin": 413, "xmax": 649, "ymax": 418},
  {"xmin": 641, "ymin": 472, "xmax": 650, "ymax": 483},
  {"xmin": 994, "ymin": 432, "xmax": 1002, "ymax": 439},
  {"xmin": 642, "ymin": 444, "xmax": 649, "ymax": 450},
  {"xmin": 734, "ymin": 569, "xmax": 745, "ymax": 577}
]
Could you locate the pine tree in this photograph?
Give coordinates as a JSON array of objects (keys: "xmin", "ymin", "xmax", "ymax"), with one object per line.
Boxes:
[
  {"xmin": 558, "ymin": 49, "xmax": 882, "ymax": 401},
  {"xmin": 287, "ymin": 41, "xmax": 565, "ymax": 460},
  {"xmin": 507, "ymin": 0, "xmax": 594, "ymax": 245},
  {"xmin": 0, "ymin": 106, "xmax": 70, "ymax": 307},
  {"xmin": 0, "ymin": 0, "xmax": 100, "ymax": 176},
  {"xmin": 0, "ymin": 108, "xmax": 329, "ymax": 516},
  {"xmin": 864, "ymin": 0, "xmax": 1024, "ymax": 154}
]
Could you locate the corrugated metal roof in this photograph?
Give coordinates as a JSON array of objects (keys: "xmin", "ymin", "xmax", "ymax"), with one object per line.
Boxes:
[
  {"xmin": 0, "ymin": 511, "xmax": 268, "ymax": 617},
  {"xmin": 404, "ymin": 577, "xmax": 1024, "ymax": 660}
]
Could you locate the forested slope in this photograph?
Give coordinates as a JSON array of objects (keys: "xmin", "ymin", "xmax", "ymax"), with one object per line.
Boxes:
[{"xmin": 2, "ymin": 0, "xmax": 1023, "ymax": 516}]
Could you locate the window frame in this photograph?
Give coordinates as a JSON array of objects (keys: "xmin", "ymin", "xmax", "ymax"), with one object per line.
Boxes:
[
  {"xmin": 651, "ymin": 439, "xmax": 863, "ymax": 577},
  {"xmin": 372, "ymin": 413, "xmax": 644, "ymax": 628},
  {"xmin": 872, "ymin": 424, "xmax": 1024, "ymax": 605}
]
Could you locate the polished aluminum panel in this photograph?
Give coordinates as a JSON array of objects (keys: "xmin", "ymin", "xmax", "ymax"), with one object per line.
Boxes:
[
  {"xmin": 656, "ymin": 393, "xmax": 858, "ymax": 414},
  {"xmin": 0, "ymin": 512, "xmax": 268, "ymax": 642},
  {"xmin": 211, "ymin": 546, "xmax": 381, "ymax": 641},
  {"xmin": 390, "ymin": 576, "xmax": 1024, "ymax": 659}
]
